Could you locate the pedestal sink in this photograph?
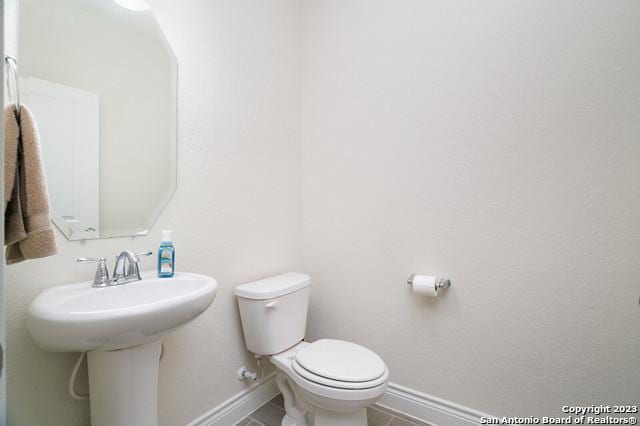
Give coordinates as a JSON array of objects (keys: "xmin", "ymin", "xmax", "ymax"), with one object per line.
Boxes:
[{"xmin": 27, "ymin": 272, "xmax": 218, "ymax": 426}]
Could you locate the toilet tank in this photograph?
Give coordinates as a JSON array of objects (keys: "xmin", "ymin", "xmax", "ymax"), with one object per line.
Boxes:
[{"xmin": 235, "ymin": 273, "xmax": 310, "ymax": 356}]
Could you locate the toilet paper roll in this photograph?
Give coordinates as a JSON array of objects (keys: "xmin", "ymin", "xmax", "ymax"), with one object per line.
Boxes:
[{"xmin": 411, "ymin": 275, "xmax": 438, "ymax": 297}]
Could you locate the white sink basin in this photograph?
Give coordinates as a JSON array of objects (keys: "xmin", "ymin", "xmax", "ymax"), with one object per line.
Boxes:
[{"xmin": 27, "ymin": 271, "xmax": 218, "ymax": 352}]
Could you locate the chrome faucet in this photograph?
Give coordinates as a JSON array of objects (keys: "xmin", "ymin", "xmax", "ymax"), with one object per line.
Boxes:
[
  {"xmin": 78, "ymin": 250, "xmax": 152, "ymax": 288},
  {"xmin": 113, "ymin": 250, "xmax": 153, "ymax": 285}
]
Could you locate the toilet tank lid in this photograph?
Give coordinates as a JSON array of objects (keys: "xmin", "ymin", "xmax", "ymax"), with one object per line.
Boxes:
[{"xmin": 235, "ymin": 273, "xmax": 310, "ymax": 300}]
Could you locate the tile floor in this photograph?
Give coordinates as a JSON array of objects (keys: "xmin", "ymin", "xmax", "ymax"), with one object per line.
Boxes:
[{"xmin": 235, "ymin": 394, "xmax": 432, "ymax": 426}]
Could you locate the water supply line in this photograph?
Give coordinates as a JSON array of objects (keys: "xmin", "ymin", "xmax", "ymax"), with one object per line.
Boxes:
[
  {"xmin": 255, "ymin": 355, "xmax": 264, "ymax": 380},
  {"xmin": 69, "ymin": 352, "xmax": 89, "ymax": 400}
]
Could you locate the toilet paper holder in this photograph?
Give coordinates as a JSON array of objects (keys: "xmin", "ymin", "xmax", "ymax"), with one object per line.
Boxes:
[{"xmin": 407, "ymin": 274, "xmax": 451, "ymax": 289}]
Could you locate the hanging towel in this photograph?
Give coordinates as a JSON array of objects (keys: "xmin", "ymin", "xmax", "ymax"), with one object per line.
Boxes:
[
  {"xmin": 4, "ymin": 104, "xmax": 24, "ymax": 244},
  {"xmin": 4, "ymin": 103, "xmax": 58, "ymax": 264}
]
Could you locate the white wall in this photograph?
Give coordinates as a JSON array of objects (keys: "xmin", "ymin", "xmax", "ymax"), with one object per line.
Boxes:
[
  {"xmin": 5, "ymin": 0, "xmax": 300, "ymax": 424},
  {"xmin": 300, "ymin": 0, "xmax": 640, "ymax": 417},
  {"xmin": 19, "ymin": 0, "xmax": 175, "ymax": 234}
]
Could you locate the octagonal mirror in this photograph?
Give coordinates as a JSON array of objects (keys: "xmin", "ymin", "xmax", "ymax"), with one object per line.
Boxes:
[{"xmin": 18, "ymin": 0, "xmax": 177, "ymax": 240}]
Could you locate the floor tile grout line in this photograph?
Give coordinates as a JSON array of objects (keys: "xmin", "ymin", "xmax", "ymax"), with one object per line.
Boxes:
[
  {"xmin": 268, "ymin": 401, "xmax": 284, "ymax": 411},
  {"xmin": 248, "ymin": 417, "xmax": 265, "ymax": 426},
  {"xmin": 375, "ymin": 404, "xmax": 423, "ymax": 425}
]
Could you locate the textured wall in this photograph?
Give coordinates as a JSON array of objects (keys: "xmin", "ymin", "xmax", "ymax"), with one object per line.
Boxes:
[
  {"xmin": 5, "ymin": 0, "xmax": 300, "ymax": 424},
  {"xmin": 300, "ymin": 0, "xmax": 640, "ymax": 417}
]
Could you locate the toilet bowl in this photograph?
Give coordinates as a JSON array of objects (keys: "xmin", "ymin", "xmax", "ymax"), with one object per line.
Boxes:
[
  {"xmin": 272, "ymin": 340, "xmax": 388, "ymax": 425},
  {"xmin": 235, "ymin": 273, "xmax": 389, "ymax": 426}
]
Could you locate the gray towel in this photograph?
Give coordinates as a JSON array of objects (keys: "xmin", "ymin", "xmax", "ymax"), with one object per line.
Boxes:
[{"xmin": 4, "ymin": 103, "xmax": 58, "ymax": 264}]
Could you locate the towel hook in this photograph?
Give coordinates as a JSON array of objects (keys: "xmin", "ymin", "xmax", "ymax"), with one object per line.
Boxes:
[{"xmin": 4, "ymin": 55, "xmax": 21, "ymax": 117}]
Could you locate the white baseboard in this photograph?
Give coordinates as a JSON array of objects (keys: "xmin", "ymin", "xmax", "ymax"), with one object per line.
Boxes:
[
  {"xmin": 188, "ymin": 376, "xmax": 493, "ymax": 426},
  {"xmin": 188, "ymin": 372, "xmax": 279, "ymax": 426},
  {"xmin": 378, "ymin": 383, "xmax": 493, "ymax": 426}
]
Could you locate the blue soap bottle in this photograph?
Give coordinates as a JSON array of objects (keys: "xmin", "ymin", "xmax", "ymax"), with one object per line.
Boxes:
[{"xmin": 157, "ymin": 230, "xmax": 175, "ymax": 278}]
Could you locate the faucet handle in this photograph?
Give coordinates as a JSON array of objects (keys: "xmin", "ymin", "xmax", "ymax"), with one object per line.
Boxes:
[
  {"xmin": 77, "ymin": 257, "xmax": 111, "ymax": 287},
  {"xmin": 77, "ymin": 256, "xmax": 107, "ymax": 263}
]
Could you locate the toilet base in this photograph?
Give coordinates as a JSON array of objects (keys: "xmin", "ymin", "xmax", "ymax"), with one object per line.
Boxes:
[
  {"xmin": 271, "ymin": 342, "xmax": 385, "ymax": 426},
  {"xmin": 282, "ymin": 414, "xmax": 302, "ymax": 426},
  {"xmin": 276, "ymin": 374, "xmax": 368, "ymax": 426},
  {"xmin": 314, "ymin": 407, "xmax": 367, "ymax": 426}
]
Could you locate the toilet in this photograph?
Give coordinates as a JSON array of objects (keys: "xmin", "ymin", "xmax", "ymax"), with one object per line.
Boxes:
[{"xmin": 235, "ymin": 273, "xmax": 389, "ymax": 426}]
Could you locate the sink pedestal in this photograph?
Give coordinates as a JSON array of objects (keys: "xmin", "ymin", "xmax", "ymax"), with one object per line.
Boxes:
[{"xmin": 87, "ymin": 341, "xmax": 162, "ymax": 426}]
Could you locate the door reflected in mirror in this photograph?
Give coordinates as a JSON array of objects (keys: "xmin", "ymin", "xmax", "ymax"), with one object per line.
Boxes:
[{"xmin": 18, "ymin": 0, "xmax": 177, "ymax": 240}]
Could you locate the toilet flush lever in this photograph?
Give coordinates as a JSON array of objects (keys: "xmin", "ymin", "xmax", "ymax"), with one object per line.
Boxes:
[{"xmin": 264, "ymin": 301, "xmax": 279, "ymax": 309}]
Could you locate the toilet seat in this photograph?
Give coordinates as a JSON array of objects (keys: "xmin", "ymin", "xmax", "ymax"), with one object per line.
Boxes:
[{"xmin": 292, "ymin": 339, "xmax": 387, "ymax": 390}]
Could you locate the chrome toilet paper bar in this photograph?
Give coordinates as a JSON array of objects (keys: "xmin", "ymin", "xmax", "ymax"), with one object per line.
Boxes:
[{"xmin": 407, "ymin": 274, "xmax": 451, "ymax": 289}]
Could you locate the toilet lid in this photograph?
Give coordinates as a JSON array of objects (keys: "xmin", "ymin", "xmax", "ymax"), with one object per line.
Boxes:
[
  {"xmin": 292, "ymin": 358, "xmax": 388, "ymax": 390},
  {"xmin": 295, "ymin": 339, "xmax": 386, "ymax": 383}
]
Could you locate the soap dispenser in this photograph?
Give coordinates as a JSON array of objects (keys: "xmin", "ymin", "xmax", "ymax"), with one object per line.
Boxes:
[{"xmin": 157, "ymin": 230, "xmax": 175, "ymax": 278}]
